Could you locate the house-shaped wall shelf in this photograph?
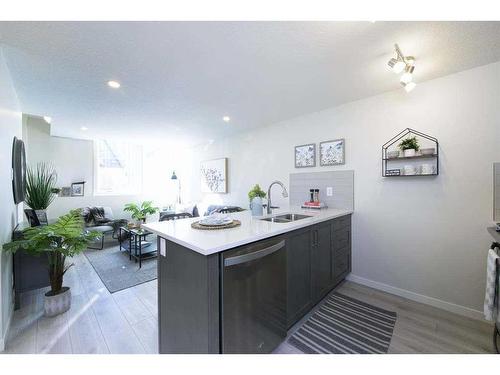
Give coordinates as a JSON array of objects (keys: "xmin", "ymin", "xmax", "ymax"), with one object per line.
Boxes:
[{"xmin": 382, "ymin": 128, "xmax": 439, "ymax": 177}]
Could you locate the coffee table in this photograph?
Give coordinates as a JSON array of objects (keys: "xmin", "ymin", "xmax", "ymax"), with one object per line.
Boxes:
[{"xmin": 119, "ymin": 226, "xmax": 157, "ymax": 268}]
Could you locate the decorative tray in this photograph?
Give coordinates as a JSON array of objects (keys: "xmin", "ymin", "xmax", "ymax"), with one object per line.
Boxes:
[{"xmin": 191, "ymin": 220, "xmax": 241, "ymax": 230}]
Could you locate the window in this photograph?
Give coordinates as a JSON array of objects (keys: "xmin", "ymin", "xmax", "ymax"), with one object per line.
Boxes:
[{"xmin": 94, "ymin": 140, "xmax": 143, "ymax": 196}]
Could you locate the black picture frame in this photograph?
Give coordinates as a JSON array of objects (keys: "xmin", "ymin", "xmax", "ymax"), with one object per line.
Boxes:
[{"xmin": 71, "ymin": 182, "xmax": 85, "ymax": 196}]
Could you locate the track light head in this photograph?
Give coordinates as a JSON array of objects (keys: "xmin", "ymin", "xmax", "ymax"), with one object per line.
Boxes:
[
  {"xmin": 401, "ymin": 81, "xmax": 416, "ymax": 93},
  {"xmin": 400, "ymin": 72, "xmax": 413, "ymax": 84},
  {"xmin": 388, "ymin": 58, "xmax": 406, "ymax": 74}
]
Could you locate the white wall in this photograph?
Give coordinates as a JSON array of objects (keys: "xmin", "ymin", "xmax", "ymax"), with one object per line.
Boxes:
[
  {"xmin": 23, "ymin": 115, "xmax": 188, "ymax": 220},
  {"xmin": 188, "ymin": 61, "xmax": 500, "ymax": 315},
  {"xmin": 0, "ymin": 48, "xmax": 22, "ymax": 350}
]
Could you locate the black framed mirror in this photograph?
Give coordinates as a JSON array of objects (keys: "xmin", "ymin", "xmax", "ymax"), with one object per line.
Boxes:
[{"xmin": 12, "ymin": 136, "xmax": 26, "ymax": 204}]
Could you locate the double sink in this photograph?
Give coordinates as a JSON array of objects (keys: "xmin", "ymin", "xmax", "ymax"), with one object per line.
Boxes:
[{"xmin": 260, "ymin": 213, "xmax": 312, "ymax": 223}]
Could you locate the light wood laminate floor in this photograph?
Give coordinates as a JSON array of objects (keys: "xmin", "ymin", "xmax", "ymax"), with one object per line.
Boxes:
[{"xmin": 3, "ymin": 251, "xmax": 494, "ymax": 354}]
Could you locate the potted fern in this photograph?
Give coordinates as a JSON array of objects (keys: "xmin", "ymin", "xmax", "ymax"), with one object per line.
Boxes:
[
  {"xmin": 399, "ymin": 136, "xmax": 420, "ymax": 157},
  {"xmin": 2, "ymin": 210, "xmax": 100, "ymax": 317},
  {"xmin": 248, "ymin": 184, "xmax": 266, "ymax": 216},
  {"xmin": 24, "ymin": 162, "xmax": 58, "ymax": 226},
  {"xmin": 124, "ymin": 201, "xmax": 159, "ymax": 227}
]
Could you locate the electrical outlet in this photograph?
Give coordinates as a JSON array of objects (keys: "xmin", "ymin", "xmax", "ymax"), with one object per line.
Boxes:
[{"xmin": 326, "ymin": 187, "xmax": 333, "ymax": 196}]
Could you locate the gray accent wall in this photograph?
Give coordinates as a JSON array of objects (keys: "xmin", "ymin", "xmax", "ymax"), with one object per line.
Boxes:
[
  {"xmin": 495, "ymin": 163, "xmax": 500, "ymax": 222},
  {"xmin": 289, "ymin": 170, "xmax": 354, "ymax": 211}
]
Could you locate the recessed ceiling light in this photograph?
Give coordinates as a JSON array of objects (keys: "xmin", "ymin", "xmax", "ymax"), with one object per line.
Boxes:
[
  {"xmin": 223, "ymin": 116, "xmax": 230, "ymax": 122},
  {"xmin": 107, "ymin": 80, "xmax": 121, "ymax": 89},
  {"xmin": 43, "ymin": 116, "xmax": 52, "ymax": 124},
  {"xmin": 80, "ymin": 126, "xmax": 88, "ymax": 131}
]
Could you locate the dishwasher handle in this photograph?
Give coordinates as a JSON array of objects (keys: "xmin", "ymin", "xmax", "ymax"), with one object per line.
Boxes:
[{"xmin": 224, "ymin": 240, "xmax": 285, "ymax": 267}]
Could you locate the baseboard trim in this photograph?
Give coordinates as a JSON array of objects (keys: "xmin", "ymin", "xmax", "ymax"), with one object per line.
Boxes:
[
  {"xmin": 0, "ymin": 301, "xmax": 14, "ymax": 352},
  {"xmin": 346, "ymin": 274, "xmax": 485, "ymax": 321}
]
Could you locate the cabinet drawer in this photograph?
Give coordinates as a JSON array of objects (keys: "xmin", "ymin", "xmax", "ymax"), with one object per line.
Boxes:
[
  {"xmin": 333, "ymin": 244, "xmax": 350, "ymax": 258},
  {"xmin": 332, "ymin": 229, "xmax": 350, "ymax": 250},
  {"xmin": 332, "ymin": 215, "xmax": 351, "ymax": 231},
  {"xmin": 334, "ymin": 251, "xmax": 351, "ymax": 277}
]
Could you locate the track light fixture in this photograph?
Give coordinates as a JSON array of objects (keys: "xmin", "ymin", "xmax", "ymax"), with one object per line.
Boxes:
[{"xmin": 387, "ymin": 44, "xmax": 416, "ymax": 92}]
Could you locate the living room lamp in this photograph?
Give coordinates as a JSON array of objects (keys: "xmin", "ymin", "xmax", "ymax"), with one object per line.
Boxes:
[{"xmin": 171, "ymin": 171, "xmax": 181, "ymax": 204}]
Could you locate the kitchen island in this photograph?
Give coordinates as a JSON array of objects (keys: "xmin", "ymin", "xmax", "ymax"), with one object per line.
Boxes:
[{"xmin": 143, "ymin": 207, "xmax": 353, "ymax": 354}]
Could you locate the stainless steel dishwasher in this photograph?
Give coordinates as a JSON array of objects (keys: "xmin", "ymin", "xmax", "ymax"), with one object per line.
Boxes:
[{"xmin": 221, "ymin": 237, "xmax": 287, "ymax": 353}]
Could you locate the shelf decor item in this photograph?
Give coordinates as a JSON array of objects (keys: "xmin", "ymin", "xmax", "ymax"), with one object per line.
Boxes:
[
  {"xmin": 385, "ymin": 169, "xmax": 401, "ymax": 176},
  {"xmin": 398, "ymin": 136, "xmax": 419, "ymax": 157},
  {"xmin": 200, "ymin": 158, "xmax": 228, "ymax": 193},
  {"xmin": 295, "ymin": 144, "xmax": 316, "ymax": 168},
  {"xmin": 71, "ymin": 181, "xmax": 85, "ymax": 196},
  {"xmin": 59, "ymin": 187, "xmax": 71, "ymax": 197},
  {"xmin": 24, "ymin": 162, "xmax": 58, "ymax": 226},
  {"xmin": 320, "ymin": 139, "xmax": 345, "ymax": 166},
  {"xmin": 382, "ymin": 128, "xmax": 439, "ymax": 177}
]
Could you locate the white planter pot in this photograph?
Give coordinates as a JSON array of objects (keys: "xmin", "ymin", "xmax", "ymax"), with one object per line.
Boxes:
[
  {"xmin": 250, "ymin": 197, "xmax": 264, "ymax": 216},
  {"xmin": 403, "ymin": 149, "xmax": 416, "ymax": 157},
  {"xmin": 44, "ymin": 287, "xmax": 71, "ymax": 317}
]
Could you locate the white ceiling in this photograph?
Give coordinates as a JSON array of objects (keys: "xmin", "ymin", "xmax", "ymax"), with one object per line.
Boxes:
[{"xmin": 1, "ymin": 21, "xmax": 500, "ymax": 145}]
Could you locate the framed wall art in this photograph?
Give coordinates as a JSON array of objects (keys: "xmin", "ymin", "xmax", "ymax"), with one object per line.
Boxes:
[
  {"xmin": 200, "ymin": 158, "xmax": 227, "ymax": 193},
  {"xmin": 295, "ymin": 144, "xmax": 316, "ymax": 168},
  {"xmin": 320, "ymin": 139, "xmax": 345, "ymax": 166},
  {"xmin": 71, "ymin": 182, "xmax": 85, "ymax": 196}
]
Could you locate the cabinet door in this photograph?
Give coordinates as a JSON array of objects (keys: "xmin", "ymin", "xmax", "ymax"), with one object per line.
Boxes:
[
  {"xmin": 311, "ymin": 222, "xmax": 333, "ymax": 302},
  {"xmin": 286, "ymin": 228, "xmax": 312, "ymax": 328}
]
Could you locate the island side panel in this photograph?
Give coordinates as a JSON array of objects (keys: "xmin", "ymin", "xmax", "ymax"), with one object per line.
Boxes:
[{"xmin": 158, "ymin": 237, "xmax": 220, "ymax": 354}]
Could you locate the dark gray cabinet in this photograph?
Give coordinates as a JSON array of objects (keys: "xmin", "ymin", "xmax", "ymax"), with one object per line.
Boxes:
[
  {"xmin": 286, "ymin": 214, "xmax": 351, "ymax": 328},
  {"xmin": 158, "ymin": 238, "xmax": 220, "ymax": 354},
  {"xmin": 311, "ymin": 221, "xmax": 333, "ymax": 301},
  {"xmin": 286, "ymin": 228, "xmax": 312, "ymax": 327}
]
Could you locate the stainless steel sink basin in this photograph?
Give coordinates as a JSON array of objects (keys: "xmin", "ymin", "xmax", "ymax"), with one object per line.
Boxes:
[
  {"xmin": 260, "ymin": 213, "xmax": 312, "ymax": 223},
  {"xmin": 275, "ymin": 213, "xmax": 311, "ymax": 221}
]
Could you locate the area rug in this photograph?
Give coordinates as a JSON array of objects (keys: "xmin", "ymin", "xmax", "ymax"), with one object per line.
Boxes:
[
  {"xmin": 288, "ymin": 292, "xmax": 397, "ymax": 354},
  {"xmin": 84, "ymin": 240, "xmax": 157, "ymax": 293}
]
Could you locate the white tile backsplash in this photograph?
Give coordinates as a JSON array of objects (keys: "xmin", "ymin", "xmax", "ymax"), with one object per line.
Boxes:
[{"xmin": 289, "ymin": 170, "xmax": 354, "ymax": 211}]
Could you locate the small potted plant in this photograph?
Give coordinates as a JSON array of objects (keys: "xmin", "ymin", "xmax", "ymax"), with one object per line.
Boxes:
[
  {"xmin": 399, "ymin": 136, "xmax": 420, "ymax": 157},
  {"xmin": 2, "ymin": 210, "xmax": 100, "ymax": 317},
  {"xmin": 124, "ymin": 201, "xmax": 159, "ymax": 227},
  {"xmin": 248, "ymin": 184, "xmax": 266, "ymax": 216}
]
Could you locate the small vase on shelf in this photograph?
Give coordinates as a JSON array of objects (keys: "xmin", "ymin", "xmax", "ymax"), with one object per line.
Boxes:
[{"xmin": 403, "ymin": 148, "xmax": 416, "ymax": 157}]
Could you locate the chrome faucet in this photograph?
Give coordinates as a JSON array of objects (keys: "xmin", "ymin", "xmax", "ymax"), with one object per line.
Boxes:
[{"xmin": 267, "ymin": 180, "xmax": 289, "ymax": 214}]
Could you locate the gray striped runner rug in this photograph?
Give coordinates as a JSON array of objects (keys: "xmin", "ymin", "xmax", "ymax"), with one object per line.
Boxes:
[{"xmin": 288, "ymin": 292, "xmax": 397, "ymax": 354}]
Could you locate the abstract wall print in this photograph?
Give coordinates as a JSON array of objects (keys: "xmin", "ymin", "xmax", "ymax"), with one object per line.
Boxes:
[
  {"xmin": 320, "ymin": 139, "xmax": 345, "ymax": 166},
  {"xmin": 71, "ymin": 182, "xmax": 85, "ymax": 196},
  {"xmin": 200, "ymin": 158, "xmax": 228, "ymax": 193},
  {"xmin": 295, "ymin": 144, "xmax": 316, "ymax": 168}
]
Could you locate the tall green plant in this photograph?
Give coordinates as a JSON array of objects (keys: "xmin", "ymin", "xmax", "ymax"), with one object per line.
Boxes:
[
  {"xmin": 2, "ymin": 210, "xmax": 100, "ymax": 295},
  {"xmin": 25, "ymin": 163, "xmax": 58, "ymax": 210},
  {"xmin": 124, "ymin": 201, "xmax": 159, "ymax": 222}
]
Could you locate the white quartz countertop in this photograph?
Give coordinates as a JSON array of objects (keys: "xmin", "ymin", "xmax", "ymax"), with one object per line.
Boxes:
[{"xmin": 142, "ymin": 207, "xmax": 353, "ymax": 256}]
